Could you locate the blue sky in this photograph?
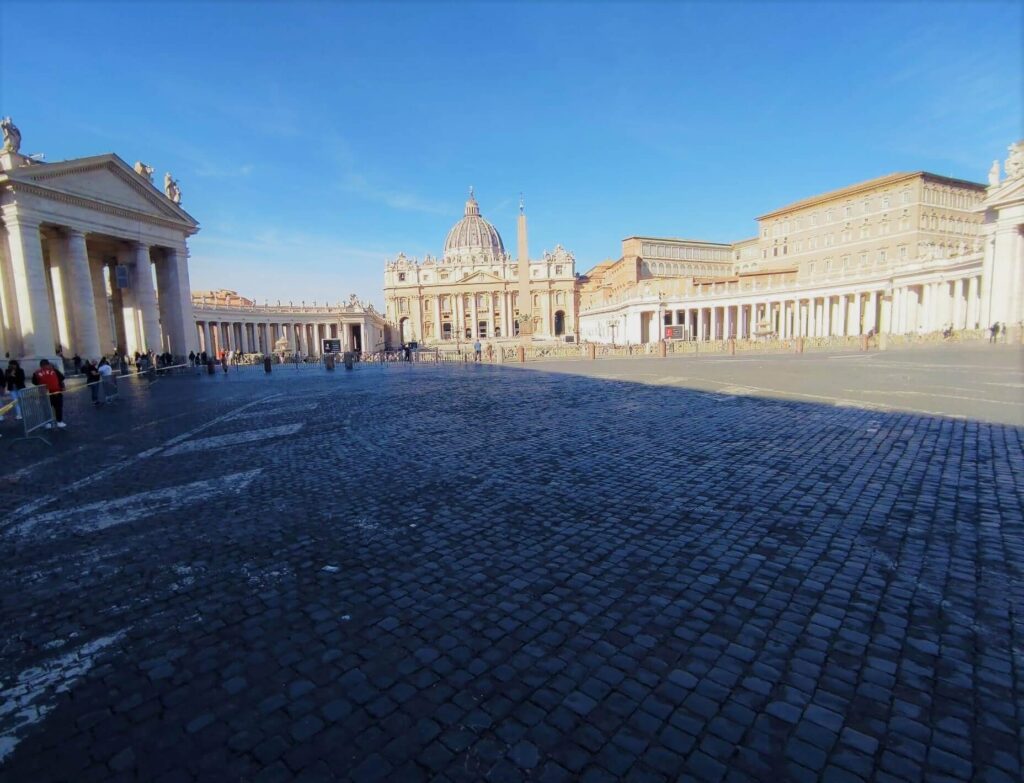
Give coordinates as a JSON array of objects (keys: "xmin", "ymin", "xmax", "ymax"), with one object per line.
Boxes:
[{"xmin": 2, "ymin": 1, "xmax": 1020, "ymax": 308}]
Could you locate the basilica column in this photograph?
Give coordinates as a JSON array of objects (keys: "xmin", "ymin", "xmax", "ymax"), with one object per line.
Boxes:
[
  {"xmin": 3, "ymin": 213, "xmax": 58, "ymax": 359},
  {"xmin": 433, "ymin": 296, "xmax": 442, "ymax": 341},
  {"xmin": 470, "ymin": 294, "xmax": 478, "ymax": 339},
  {"xmin": 487, "ymin": 293, "xmax": 496, "ymax": 338},
  {"xmin": 60, "ymin": 228, "xmax": 102, "ymax": 359}
]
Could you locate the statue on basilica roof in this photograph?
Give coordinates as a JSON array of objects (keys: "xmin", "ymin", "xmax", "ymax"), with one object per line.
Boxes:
[{"xmin": 988, "ymin": 160, "xmax": 1001, "ymax": 188}]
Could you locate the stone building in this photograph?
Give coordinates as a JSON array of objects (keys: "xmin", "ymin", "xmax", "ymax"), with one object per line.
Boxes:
[
  {"xmin": 1, "ymin": 119, "xmax": 199, "ymax": 364},
  {"xmin": 190, "ymin": 291, "xmax": 387, "ymax": 357},
  {"xmin": 579, "ymin": 149, "xmax": 1024, "ymax": 344},
  {"xmin": 0, "ymin": 119, "xmax": 199, "ymax": 362},
  {"xmin": 383, "ymin": 190, "xmax": 578, "ymax": 344}
]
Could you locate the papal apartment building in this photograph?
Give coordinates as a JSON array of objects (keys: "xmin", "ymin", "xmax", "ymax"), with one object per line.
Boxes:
[{"xmin": 579, "ymin": 144, "xmax": 1023, "ymax": 345}]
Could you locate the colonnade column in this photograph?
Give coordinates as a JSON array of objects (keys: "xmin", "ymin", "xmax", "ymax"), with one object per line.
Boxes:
[
  {"xmin": 487, "ymin": 295, "xmax": 496, "ymax": 338},
  {"xmin": 967, "ymin": 276, "xmax": 980, "ymax": 329},
  {"xmin": 130, "ymin": 242, "xmax": 160, "ymax": 353},
  {"xmin": 60, "ymin": 229, "xmax": 102, "ymax": 359},
  {"xmin": 46, "ymin": 237, "xmax": 73, "ymax": 353},
  {"xmin": 724, "ymin": 305, "xmax": 732, "ymax": 339},
  {"xmin": 4, "ymin": 214, "xmax": 57, "ymax": 359}
]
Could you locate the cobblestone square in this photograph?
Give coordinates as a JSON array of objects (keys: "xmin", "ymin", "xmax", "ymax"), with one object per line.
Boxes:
[{"xmin": 1, "ymin": 345, "xmax": 1022, "ymax": 782}]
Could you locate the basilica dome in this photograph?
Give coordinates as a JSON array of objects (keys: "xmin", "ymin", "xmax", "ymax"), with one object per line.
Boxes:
[{"xmin": 443, "ymin": 188, "xmax": 506, "ymax": 262}]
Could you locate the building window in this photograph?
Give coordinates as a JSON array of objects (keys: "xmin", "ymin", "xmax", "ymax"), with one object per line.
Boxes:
[
  {"xmin": 826, "ymin": 209, "xmax": 834, "ymax": 223},
  {"xmin": 882, "ymin": 195, "xmax": 891, "ymax": 208},
  {"xmin": 811, "ymin": 213, "xmax": 819, "ymax": 227},
  {"xmin": 859, "ymin": 252, "xmax": 868, "ymax": 266},
  {"xmin": 399, "ymin": 299, "xmax": 409, "ymax": 314},
  {"xmin": 422, "ymin": 274, "xmax": 430, "ymax": 282},
  {"xmin": 843, "ymin": 205, "xmax": 851, "ymax": 218},
  {"xmin": 555, "ymin": 265, "xmax": 563, "ymax": 275},
  {"xmin": 398, "ymin": 272, "xmax": 406, "ymax": 282},
  {"xmin": 901, "ymin": 190, "xmax": 910, "ymax": 204},
  {"xmin": 898, "ymin": 245, "xmax": 907, "ymax": 260},
  {"xmin": 877, "ymin": 249, "xmax": 887, "ymax": 264},
  {"xmin": 440, "ymin": 272, "xmax": 449, "ymax": 280}
]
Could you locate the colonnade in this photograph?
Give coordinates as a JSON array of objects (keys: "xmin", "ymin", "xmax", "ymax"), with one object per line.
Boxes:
[
  {"xmin": 656, "ymin": 274, "xmax": 983, "ymax": 342},
  {"xmin": 0, "ymin": 217, "xmax": 193, "ymax": 360},
  {"xmin": 193, "ymin": 318, "xmax": 368, "ymax": 357}
]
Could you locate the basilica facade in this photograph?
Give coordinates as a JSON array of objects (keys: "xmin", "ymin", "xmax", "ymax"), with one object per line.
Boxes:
[{"xmin": 383, "ymin": 190, "xmax": 578, "ymax": 344}]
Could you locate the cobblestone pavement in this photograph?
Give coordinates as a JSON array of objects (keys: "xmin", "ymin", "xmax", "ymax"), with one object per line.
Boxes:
[{"xmin": 1, "ymin": 354, "xmax": 1022, "ymax": 782}]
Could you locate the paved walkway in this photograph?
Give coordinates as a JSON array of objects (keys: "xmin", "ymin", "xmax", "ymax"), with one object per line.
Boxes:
[{"xmin": 0, "ymin": 347, "xmax": 1022, "ymax": 782}]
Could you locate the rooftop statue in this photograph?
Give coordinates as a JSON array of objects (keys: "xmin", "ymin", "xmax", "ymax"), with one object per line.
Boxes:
[
  {"xmin": 163, "ymin": 172, "xmax": 182, "ymax": 204},
  {"xmin": 988, "ymin": 160, "xmax": 1000, "ymax": 188},
  {"xmin": 134, "ymin": 161, "xmax": 155, "ymax": 181},
  {"xmin": 1, "ymin": 116, "xmax": 21, "ymax": 154},
  {"xmin": 1005, "ymin": 141, "xmax": 1024, "ymax": 181}
]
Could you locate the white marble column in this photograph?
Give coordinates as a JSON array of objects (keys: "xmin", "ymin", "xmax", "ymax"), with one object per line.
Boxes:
[
  {"xmin": 61, "ymin": 229, "xmax": 102, "ymax": 359},
  {"xmin": 967, "ymin": 276, "xmax": 980, "ymax": 329},
  {"xmin": 710, "ymin": 306, "xmax": 718, "ymax": 341},
  {"xmin": 46, "ymin": 239, "xmax": 73, "ymax": 354},
  {"xmin": 433, "ymin": 297, "xmax": 442, "ymax": 340},
  {"xmin": 130, "ymin": 242, "xmax": 160, "ymax": 353},
  {"xmin": 4, "ymin": 214, "xmax": 58, "ymax": 359},
  {"xmin": 724, "ymin": 304, "xmax": 732, "ymax": 339},
  {"xmin": 470, "ymin": 295, "xmax": 478, "ymax": 339},
  {"xmin": 88, "ymin": 252, "xmax": 114, "ymax": 355}
]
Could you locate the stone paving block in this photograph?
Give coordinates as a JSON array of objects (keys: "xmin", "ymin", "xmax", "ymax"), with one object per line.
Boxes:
[{"xmin": 0, "ymin": 362, "xmax": 1020, "ymax": 781}]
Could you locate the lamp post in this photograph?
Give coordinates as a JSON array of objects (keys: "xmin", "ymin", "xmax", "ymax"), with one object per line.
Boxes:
[{"xmin": 609, "ymin": 320, "xmax": 618, "ymax": 346}]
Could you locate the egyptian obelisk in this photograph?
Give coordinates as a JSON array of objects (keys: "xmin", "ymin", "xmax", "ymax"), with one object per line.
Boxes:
[{"xmin": 517, "ymin": 195, "xmax": 531, "ymax": 339}]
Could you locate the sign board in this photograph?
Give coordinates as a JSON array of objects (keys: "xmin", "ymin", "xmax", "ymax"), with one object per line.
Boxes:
[
  {"xmin": 115, "ymin": 265, "xmax": 131, "ymax": 289},
  {"xmin": 322, "ymin": 338, "xmax": 342, "ymax": 354},
  {"xmin": 664, "ymin": 325, "xmax": 683, "ymax": 339}
]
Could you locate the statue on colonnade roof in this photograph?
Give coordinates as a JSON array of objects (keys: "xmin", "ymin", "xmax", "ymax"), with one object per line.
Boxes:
[{"xmin": 1, "ymin": 117, "xmax": 21, "ymax": 154}]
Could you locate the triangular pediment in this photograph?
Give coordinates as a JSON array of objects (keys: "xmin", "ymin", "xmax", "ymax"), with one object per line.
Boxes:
[
  {"xmin": 459, "ymin": 270, "xmax": 505, "ymax": 284},
  {"xmin": 4, "ymin": 154, "xmax": 198, "ymax": 228}
]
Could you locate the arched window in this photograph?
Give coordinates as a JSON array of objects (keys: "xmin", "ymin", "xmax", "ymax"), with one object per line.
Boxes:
[{"xmin": 555, "ymin": 291, "xmax": 565, "ymax": 305}]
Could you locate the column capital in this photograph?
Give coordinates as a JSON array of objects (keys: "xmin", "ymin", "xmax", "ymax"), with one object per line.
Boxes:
[{"xmin": 64, "ymin": 226, "xmax": 87, "ymax": 240}]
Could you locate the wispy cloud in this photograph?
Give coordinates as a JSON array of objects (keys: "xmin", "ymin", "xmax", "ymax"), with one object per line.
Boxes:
[
  {"xmin": 338, "ymin": 173, "xmax": 453, "ymax": 216},
  {"xmin": 189, "ymin": 226, "xmax": 390, "ymax": 309}
]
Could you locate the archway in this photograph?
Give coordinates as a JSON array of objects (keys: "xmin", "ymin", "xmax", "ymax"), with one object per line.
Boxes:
[
  {"xmin": 399, "ymin": 317, "xmax": 410, "ymax": 344},
  {"xmin": 554, "ymin": 310, "xmax": 566, "ymax": 336}
]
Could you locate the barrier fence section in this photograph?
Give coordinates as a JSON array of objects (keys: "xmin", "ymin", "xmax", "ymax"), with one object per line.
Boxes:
[{"xmin": 19, "ymin": 385, "xmax": 54, "ymax": 441}]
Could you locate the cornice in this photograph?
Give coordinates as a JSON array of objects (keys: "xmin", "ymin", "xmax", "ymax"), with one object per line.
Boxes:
[{"xmin": 2, "ymin": 180, "xmax": 199, "ymax": 235}]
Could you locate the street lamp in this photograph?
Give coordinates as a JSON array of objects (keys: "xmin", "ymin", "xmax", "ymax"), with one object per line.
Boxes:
[{"xmin": 608, "ymin": 320, "xmax": 618, "ymax": 346}]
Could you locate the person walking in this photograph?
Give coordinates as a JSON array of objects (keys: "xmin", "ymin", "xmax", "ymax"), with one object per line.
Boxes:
[
  {"xmin": 31, "ymin": 359, "xmax": 66, "ymax": 429},
  {"xmin": 5, "ymin": 359, "xmax": 25, "ymax": 421},
  {"xmin": 990, "ymin": 322, "xmax": 1000, "ymax": 343},
  {"xmin": 473, "ymin": 339, "xmax": 482, "ymax": 362},
  {"xmin": 83, "ymin": 360, "xmax": 101, "ymax": 404}
]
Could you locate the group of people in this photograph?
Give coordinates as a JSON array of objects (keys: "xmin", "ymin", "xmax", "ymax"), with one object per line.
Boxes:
[
  {"xmin": 989, "ymin": 322, "xmax": 1010, "ymax": 343},
  {"xmin": 1, "ymin": 358, "xmax": 68, "ymax": 433}
]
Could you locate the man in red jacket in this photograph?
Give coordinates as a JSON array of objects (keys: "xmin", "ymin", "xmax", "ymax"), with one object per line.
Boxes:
[{"xmin": 31, "ymin": 359, "xmax": 66, "ymax": 429}]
